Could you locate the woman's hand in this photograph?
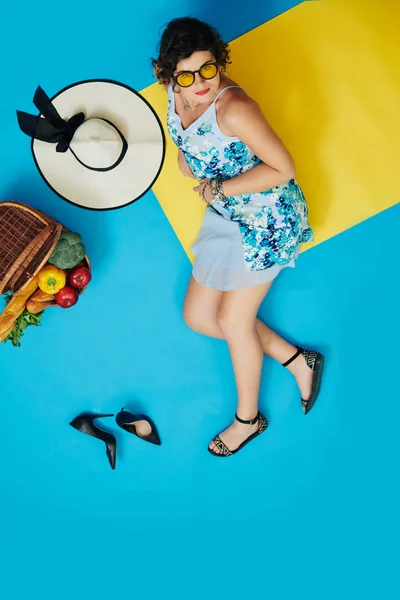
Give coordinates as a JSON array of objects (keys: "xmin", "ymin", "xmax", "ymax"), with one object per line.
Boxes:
[
  {"xmin": 193, "ymin": 179, "xmax": 214, "ymax": 205},
  {"xmin": 178, "ymin": 150, "xmax": 196, "ymax": 179}
]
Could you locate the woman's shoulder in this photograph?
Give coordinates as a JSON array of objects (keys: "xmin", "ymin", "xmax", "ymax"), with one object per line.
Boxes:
[
  {"xmin": 217, "ymin": 78, "xmax": 260, "ymax": 132},
  {"xmin": 218, "ymin": 76, "xmax": 258, "ymax": 107}
]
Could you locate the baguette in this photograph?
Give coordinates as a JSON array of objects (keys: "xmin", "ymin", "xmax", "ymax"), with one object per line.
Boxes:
[
  {"xmin": 0, "ymin": 321, "xmax": 16, "ymax": 341},
  {"xmin": 26, "ymin": 289, "xmax": 55, "ymax": 314},
  {"xmin": 0, "ymin": 277, "xmax": 39, "ymax": 342}
]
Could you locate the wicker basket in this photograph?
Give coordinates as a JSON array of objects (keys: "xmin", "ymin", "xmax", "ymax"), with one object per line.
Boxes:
[{"xmin": 0, "ymin": 201, "xmax": 91, "ymax": 299}]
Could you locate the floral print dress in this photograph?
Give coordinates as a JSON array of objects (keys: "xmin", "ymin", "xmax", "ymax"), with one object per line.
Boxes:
[{"xmin": 167, "ymin": 85, "xmax": 313, "ymax": 291}]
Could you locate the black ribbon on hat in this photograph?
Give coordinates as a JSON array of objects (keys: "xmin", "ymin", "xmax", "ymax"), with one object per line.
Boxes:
[
  {"xmin": 16, "ymin": 85, "xmax": 129, "ymax": 171},
  {"xmin": 16, "ymin": 86, "xmax": 85, "ymax": 153}
]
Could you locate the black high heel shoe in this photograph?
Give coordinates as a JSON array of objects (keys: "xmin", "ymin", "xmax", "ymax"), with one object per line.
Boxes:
[
  {"xmin": 69, "ymin": 412, "xmax": 116, "ymax": 469},
  {"xmin": 282, "ymin": 347, "xmax": 325, "ymax": 414},
  {"xmin": 115, "ymin": 408, "xmax": 161, "ymax": 446}
]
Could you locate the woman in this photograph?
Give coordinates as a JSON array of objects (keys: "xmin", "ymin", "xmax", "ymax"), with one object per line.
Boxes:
[{"xmin": 152, "ymin": 17, "xmax": 324, "ymax": 457}]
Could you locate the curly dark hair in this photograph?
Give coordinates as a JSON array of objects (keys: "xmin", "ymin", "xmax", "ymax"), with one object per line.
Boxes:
[{"xmin": 152, "ymin": 17, "xmax": 231, "ymax": 88}]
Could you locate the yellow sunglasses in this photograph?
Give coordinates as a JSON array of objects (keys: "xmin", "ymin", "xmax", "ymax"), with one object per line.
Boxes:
[{"xmin": 173, "ymin": 62, "xmax": 219, "ymax": 88}]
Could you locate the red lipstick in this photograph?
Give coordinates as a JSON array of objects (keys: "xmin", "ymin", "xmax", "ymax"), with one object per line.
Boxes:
[{"xmin": 195, "ymin": 88, "xmax": 210, "ymax": 96}]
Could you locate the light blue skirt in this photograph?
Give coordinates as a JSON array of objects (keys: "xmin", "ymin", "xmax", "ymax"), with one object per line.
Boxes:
[{"xmin": 190, "ymin": 206, "xmax": 299, "ymax": 291}]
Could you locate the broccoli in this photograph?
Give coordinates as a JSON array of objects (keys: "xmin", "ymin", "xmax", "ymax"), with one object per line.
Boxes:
[{"xmin": 48, "ymin": 231, "xmax": 86, "ymax": 270}]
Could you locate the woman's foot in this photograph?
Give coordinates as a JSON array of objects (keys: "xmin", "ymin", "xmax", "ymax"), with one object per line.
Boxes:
[
  {"xmin": 288, "ymin": 353, "xmax": 314, "ymax": 409},
  {"xmin": 208, "ymin": 416, "xmax": 260, "ymax": 454},
  {"xmin": 282, "ymin": 347, "xmax": 324, "ymax": 413}
]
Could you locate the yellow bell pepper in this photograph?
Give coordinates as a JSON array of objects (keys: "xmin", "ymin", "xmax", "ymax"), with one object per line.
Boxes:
[{"xmin": 38, "ymin": 265, "xmax": 66, "ymax": 295}]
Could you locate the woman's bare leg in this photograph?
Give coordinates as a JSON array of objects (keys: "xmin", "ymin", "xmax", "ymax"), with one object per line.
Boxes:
[{"xmin": 183, "ymin": 277, "xmax": 313, "ymax": 408}]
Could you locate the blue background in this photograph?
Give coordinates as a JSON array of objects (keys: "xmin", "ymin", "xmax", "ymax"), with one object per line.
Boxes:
[{"xmin": 1, "ymin": 1, "xmax": 399, "ymax": 598}]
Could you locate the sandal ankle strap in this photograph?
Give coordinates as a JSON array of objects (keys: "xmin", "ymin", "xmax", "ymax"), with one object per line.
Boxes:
[
  {"xmin": 282, "ymin": 347, "xmax": 303, "ymax": 368},
  {"xmin": 235, "ymin": 412, "xmax": 259, "ymax": 425}
]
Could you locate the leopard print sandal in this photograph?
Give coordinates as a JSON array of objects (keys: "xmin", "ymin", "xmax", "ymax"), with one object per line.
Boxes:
[
  {"xmin": 282, "ymin": 347, "xmax": 325, "ymax": 414},
  {"xmin": 208, "ymin": 412, "xmax": 269, "ymax": 457}
]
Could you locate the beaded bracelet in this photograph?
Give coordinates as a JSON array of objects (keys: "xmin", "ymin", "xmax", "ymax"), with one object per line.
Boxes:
[
  {"xmin": 209, "ymin": 178, "xmax": 227, "ymax": 203},
  {"xmin": 201, "ymin": 181, "xmax": 209, "ymax": 201}
]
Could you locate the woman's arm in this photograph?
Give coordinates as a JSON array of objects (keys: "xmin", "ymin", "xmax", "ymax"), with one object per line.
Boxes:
[{"xmin": 219, "ymin": 95, "xmax": 296, "ymax": 197}]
